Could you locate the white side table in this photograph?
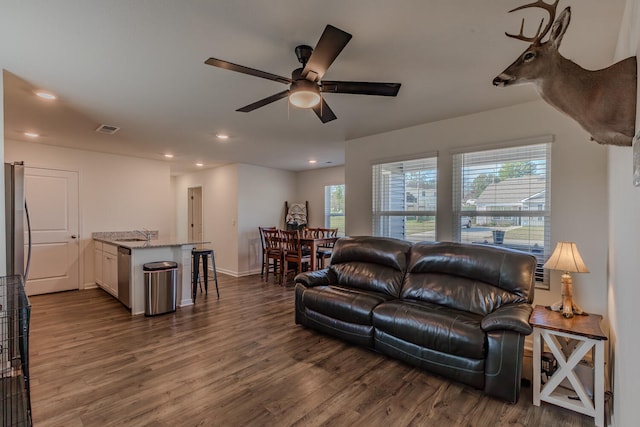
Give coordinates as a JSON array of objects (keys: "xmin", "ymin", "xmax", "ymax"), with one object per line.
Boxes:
[{"xmin": 530, "ymin": 305, "xmax": 607, "ymax": 426}]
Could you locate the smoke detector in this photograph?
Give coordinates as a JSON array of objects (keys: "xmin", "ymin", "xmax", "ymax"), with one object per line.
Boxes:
[{"xmin": 95, "ymin": 124, "xmax": 120, "ymax": 135}]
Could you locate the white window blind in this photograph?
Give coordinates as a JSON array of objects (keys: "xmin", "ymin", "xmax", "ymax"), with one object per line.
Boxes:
[
  {"xmin": 452, "ymin": 141, "xmax": 551, "ymax": 288},
  {"xmin": 372, "ymin": 156, "xmax": 437, "ymax": 243},
  {"xmin": 324, "ymin": 184, "xmax": 345, "ymax": 236}
]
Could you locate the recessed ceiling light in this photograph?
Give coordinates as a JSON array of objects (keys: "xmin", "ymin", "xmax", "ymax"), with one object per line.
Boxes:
[
  {"xmin": 196, "ymin": 162, "xmax": 204, "ymax": 167},
  {"xmin": 35, "ymin": 91, "xmax": 56, "ymax": 100},
  {"xmin": 24, "ymin": 132, "xmax": 39, "ymax": 138},
  {"xmin": 164, "ymin": 153, "xmax": 174, "ymax": 158},
  {"xmin": 308, "ymin": 160, "xmax": 317, "ymax": 164},
  {"xmin": 216, "ymin": 133, "xmax": 229, "ymax": 140}
]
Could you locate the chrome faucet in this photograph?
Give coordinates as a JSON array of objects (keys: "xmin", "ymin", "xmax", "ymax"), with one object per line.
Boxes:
[{"xmin": 134, "ymin": 229, "xmax": 152, "ymax": 242}]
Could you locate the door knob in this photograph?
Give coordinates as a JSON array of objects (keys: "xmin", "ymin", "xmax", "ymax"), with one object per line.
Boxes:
[{"xmin": 71, "ymin": 235, "xmax": 78, "ymax": 239}]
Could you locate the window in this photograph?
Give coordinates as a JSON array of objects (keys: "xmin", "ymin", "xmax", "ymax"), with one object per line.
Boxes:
[
  {"xmin": 324, "ymin": 184, "xmax": 345, "ymax": 236},
  {"xmin": 372, "ymin": 155, "xmax": 437, "ymax": 243},
  {"xmin": 452, "ymin": 140, "xmax": 551, "ymax": 288}
]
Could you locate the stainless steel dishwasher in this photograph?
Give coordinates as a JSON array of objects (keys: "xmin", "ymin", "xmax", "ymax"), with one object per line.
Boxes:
[{"xmin": 117, "ymin": 246, "xmax": 131, "ymax": 308}]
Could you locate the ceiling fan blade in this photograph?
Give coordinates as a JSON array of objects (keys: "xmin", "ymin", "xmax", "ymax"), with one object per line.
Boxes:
[
  {"xmin": 236, "ymin": 90, "xmax": 289, "ymax": 112},
  {"xmin": 321, "ymin": 81, "xmax": 401, "ymax": 97},
  {"xmin": 205, "ymin": 58, "xmax": 292, "ymax": 85},
  {"xmin": 302, "ymin": 25, "xmax": 352, "ymax": 81},
  {"xmin": 311, "ymin": 97, "xmax": 337, "ymax": 123}
]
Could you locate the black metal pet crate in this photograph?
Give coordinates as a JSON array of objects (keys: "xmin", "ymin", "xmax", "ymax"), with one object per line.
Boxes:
[{"xmin": 0, "ymin": 276, "xmax": 32, "ymax": 426}]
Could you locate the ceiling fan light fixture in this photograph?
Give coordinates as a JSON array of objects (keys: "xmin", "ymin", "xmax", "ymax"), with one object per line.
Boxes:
[
  {"xmin": 289, "ymin": 90, "xmax": 320, "ymax": 109},
  {"xmin": 289, "ymin": 80, "xmax": 321, "ymax": 109}
]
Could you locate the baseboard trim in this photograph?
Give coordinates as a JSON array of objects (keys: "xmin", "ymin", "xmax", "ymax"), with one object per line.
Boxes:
[{"xmin": 207, "ymin": 266, "xmax": 261, "ymax": 278}]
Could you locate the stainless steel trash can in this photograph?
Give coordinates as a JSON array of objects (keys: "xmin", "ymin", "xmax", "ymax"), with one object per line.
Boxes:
[{"xmin": 143, "ymin": 261, "xmax": 178, "ymax": 316}]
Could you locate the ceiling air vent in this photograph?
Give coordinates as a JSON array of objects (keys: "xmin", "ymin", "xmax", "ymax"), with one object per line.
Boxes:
[{"xmin": 95, "ymin": 124, "xmax": 120, "ymax": 135}]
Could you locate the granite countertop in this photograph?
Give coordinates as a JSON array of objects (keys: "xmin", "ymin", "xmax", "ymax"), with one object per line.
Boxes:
[
  {"xmin": 92, "ymin": 231, "xmax": 209, "ymax": 249},
  {"xmin": 94, "ymin": 237, "xmax": 210, "ymax": 249}
]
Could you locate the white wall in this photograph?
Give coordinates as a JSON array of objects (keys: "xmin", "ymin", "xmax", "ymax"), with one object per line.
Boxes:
[
  {"xmin": 5, "ymin": 139, "xmax": 173, "ymax": 286},
  {"xmin": 345, "ymin": 99, "xmax": 609, "ymax": 318},
  {"xmin": 295, "ymin": 165, "xmax": 345, "ymax": 228},
  {"xmin": 174, "ymin": 163, "xmax": 296, "ymax": 276},
  {"xmin": 174, "ymin": 164, "xmax": 239, "ymax": 274},
  {"xmin": 608, "ymin": 1, "xmax": 640, "ymax": 426},
  {"xmin": 237, "ymin": 163, "xmax": 297, "ymax": 275}
]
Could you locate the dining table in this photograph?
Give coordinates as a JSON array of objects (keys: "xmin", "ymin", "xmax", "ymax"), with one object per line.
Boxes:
[{"xmin": 300, "ymin": 235, "xmax": 339, "ymax": 271}]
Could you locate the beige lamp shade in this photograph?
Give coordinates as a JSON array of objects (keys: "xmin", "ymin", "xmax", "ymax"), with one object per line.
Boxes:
[{"xmin": 543, "ymin": 241, "xmax": 589, "ymax": 273}]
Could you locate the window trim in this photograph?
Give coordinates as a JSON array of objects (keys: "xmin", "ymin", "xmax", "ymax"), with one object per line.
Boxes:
[
  {"xmin": 449, "ymin": 134, "xmax": 554, "ymax": 155},
  {"xmin": 452, "ymin": 139, "xmax": 552, "ymax": 289},
  {"xmin": 372, "ymin": 152, "xmax": 438, "ymax": 243},
  {"xmin": 324, "ymin": 184, "xmax": 345, "ymax": 236}
]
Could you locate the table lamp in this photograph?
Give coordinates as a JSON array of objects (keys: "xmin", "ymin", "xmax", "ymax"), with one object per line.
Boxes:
[{"xmin": 543, "ymin": 241, "xmax": 589, "ymax": 318}]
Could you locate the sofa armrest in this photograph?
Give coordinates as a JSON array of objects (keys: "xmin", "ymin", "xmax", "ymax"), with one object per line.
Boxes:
[
  {"xmin": 481, "ymin": 303, "xmax": 533, "ymax": 335},
  {"xmin": 294, "ymin": 268, "xmax": 335, "ymax": 287}
]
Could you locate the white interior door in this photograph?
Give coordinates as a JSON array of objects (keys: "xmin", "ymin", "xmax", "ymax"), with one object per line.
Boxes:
[
  {"xmin": 188, "ymin": 187, "xmax": 203, "ymax": 242},
  {"xmin": 24, "ymin": 167, "xmax": 79, "ymax": 295}
]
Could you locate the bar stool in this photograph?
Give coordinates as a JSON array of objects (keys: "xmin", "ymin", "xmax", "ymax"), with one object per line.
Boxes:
[{"xmin": 191, "ymin": 247, "xmax": 219, "ymax": 301}]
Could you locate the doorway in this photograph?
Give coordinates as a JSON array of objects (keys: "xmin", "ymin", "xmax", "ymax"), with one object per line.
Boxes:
[
  {"xmin": 24, "ymin": 167, "xmax": 80, "ymax": 295},
  {"xmin": 188, "ymin": 186, "xmax": 203, "ymax": 242}
]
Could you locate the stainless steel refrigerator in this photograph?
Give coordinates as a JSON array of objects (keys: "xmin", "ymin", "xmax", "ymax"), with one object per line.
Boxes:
[
  {"xmin": 2, "ymin": 162, "xmax": 33, "ymax": 425},
  {"xmin": 4, "ymin": 161, "xmax": 31, "ymax": 280}
]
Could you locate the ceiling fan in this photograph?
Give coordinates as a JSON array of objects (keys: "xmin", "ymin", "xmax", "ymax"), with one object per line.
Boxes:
[{"xmin": 204, "ymin": 24, "xmax": 401, "ymax": 123}]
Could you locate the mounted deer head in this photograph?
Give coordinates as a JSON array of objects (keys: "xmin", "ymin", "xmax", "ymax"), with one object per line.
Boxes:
[{"xmin": 493, "ymin": 0, "xmax": 637, "ymax": 146}]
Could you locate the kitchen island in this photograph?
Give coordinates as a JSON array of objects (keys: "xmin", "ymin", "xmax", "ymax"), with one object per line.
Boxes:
[{"xmin": 93, "ymin": 233, "xmax": 209, "ymax": 315}]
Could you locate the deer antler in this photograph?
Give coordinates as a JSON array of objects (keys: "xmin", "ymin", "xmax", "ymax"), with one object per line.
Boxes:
[{"xmin": 505, "ymin": 0, "xmax": 559, "ymax": 43}]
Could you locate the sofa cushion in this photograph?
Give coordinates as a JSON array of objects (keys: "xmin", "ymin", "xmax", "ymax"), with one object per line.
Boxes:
[
  {"xmin": 401, "ymin": 242, "xmax": 536, "ymax": 316},
  {"xmin": 331, "ymin": 262, "xmax": 406, "ymax": 298},
  {"xmin": 373, "ymin": 300, "xmax": 485, "ymax": 359},
  {"xmin": 302, "ymin": 285, "xmax": 393, "ymax": 325},
  {"xmin": 329, "ymin": 236, "xmax": 412, "ymax": 297}
]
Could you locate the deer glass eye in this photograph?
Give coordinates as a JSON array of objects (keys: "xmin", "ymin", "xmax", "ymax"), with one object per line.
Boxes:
[{"xmin": 523, "ymin": 51, "xmax": 536, "ymax": 62}]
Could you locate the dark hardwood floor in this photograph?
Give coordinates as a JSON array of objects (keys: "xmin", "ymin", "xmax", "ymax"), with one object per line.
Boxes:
[{"xmin": 27, "ymin": 273, "xmax": 598, "ymax": 426}]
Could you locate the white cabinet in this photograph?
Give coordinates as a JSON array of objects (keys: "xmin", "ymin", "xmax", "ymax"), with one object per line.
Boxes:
[
  {"xmin": 95, "ymin": 241, "xmax": 118, "ymax": 297},
  {"xmin": 94, "ymin": 241, "xmax": 103, "ymax": 285},
  {"xmin": 102, "ymin": 243, "xmax": 119, "ymax": 297}
]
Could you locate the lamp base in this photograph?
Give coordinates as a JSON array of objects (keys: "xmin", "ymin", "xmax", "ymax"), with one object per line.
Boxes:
[
  {"xmin": 548, "ymin": 299, "xmax": 584, "ymax": 318},
  {"xmin": 547, "ymin": 272, "xmax": 584, "ymax": 318}
]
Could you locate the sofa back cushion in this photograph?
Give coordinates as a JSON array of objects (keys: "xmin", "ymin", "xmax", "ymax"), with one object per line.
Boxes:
[
  {"xmin": 401, "ymin": 242, "xmax": 536, "ymax": 316},
  {"xmin": 329, "ymin": 236, "xmax": 412, "ymax": 297}
]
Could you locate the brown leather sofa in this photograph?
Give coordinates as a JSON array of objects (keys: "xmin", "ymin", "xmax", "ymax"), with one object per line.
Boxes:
[{"xmin": 294, "ymin": 236, "xmax": 536, "ymax": 403}]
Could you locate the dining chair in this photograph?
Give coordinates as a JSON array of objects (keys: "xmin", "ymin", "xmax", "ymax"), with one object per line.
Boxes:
[
  {"xmin": 316, "ymin": 228, "xmax": 338, "ymax": 269},
  {"xmin": 262, "ymin": 228, "xmax": 283, "ymax": 284},
  {"xmin": 280, "ymin": 229, "xmax": 311, "ymax": 285},
  {"xmin": 300, "ymin": 227, "xmax": 318, "ymax": 256},
  {"xmin": 258, "ymin": 226, "xmax": 276, "ymax": 277}
]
